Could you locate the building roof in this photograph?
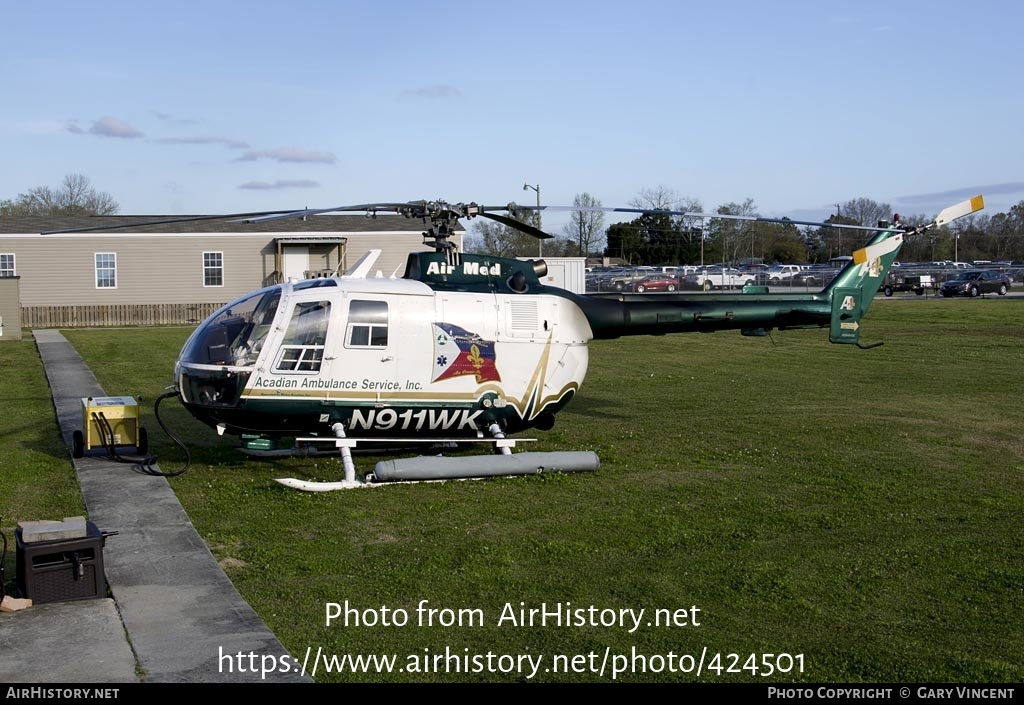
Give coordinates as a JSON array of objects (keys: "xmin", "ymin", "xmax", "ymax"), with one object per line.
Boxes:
[{"xmin": 0, "ymin": 213, "xmax": 460, "ymax": 235}]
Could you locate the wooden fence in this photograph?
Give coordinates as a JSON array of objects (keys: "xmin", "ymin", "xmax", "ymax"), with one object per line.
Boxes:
[{"xmin": 22, "ymin": 302, "xmax": 226, "ymax": 328}]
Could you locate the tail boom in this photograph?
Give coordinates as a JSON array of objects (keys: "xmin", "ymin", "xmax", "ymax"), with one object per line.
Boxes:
[
  {"xmin": 573, "ymin": 196, "xmax": 982, "ymax": 347},
  {"xmin": 575, "ymin": 226, "xmax": 906, "ymax": 345}
]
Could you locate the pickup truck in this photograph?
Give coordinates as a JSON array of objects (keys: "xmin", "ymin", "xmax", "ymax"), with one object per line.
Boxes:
[
  {"xmin": 754, "ymin": 264, "xmax": 804, "ymax": 283},
  {"xmin": 684, "ymin": 267, "xmax": 756, "ymax": 291},
  {"xmin": 607, "ymin": 267, "xmax": 659, "ymax": 291}
]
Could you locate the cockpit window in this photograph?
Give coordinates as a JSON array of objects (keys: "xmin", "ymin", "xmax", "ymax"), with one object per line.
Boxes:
[
  {"xmin": 231, "ymin": 291, "xmax": 281, "ymax": 366},
  {"xmin": 180, "ymin": 288, "xmax": 281, "ymax": 367},
  {"xmin": 345, "ymin": 300, "xmax": 388, "ymax": 348},
  {"xmin": 275, "ymin": 301, "xmax": 331, "ymax": 373}
]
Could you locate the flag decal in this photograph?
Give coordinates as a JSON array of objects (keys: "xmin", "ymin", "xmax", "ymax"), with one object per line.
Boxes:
[{"xmin": 431, "ymin": 323, "xmax": 501, "ymax": 384}]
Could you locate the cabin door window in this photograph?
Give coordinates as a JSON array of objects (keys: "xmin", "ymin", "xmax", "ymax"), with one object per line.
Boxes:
[
  {"xmin": 345, "ymin": 300, "xmax": 389, "ymax": 348},
  {"xmin": 275, "ymin": 300, "xmax": 331, "ymax": 373}
]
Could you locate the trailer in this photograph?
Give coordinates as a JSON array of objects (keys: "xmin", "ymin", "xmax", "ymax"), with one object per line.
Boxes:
[{"xmin": 881, "ymin": 272, "xmax": 930, "ymax": 296}]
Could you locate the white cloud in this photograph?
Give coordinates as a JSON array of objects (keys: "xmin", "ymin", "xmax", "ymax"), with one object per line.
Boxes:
[
  {"xmin": 152, "ymin": 111, "xmax": 200, "ymax": 125},
  {"xmin": 66, "ymin": 116, "xmax": 144, "ymax": 138},
  {"xmin": 234, "ymin": 147, "xmax": 337, "ymax": 164},
  {"xmin": 239, "ymin": 179, "xmax": 321, "ymax": 190},
  {"xmin": 156, "ymin": 136, "xmax": 250, "ymax": 149}
]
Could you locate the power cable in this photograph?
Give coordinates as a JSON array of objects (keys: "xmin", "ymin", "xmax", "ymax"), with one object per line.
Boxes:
[{"xmin": 91, "ymin": 390, "xmax": 191, "ymax": 477}]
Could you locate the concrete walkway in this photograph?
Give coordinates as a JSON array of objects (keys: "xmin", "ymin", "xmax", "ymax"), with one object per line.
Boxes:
[{"xmin": 0, "ymin": 330, "xmax": 310, "ymax": 683}]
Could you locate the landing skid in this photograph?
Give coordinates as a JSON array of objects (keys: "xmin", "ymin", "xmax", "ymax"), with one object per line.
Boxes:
[
  {"xmin": 239, "ymin": 440, "xmax": 460, "ymax": 459},
  {"xmin": 272, "ymin": 424, "xmax": 598, "ymax": 492}
]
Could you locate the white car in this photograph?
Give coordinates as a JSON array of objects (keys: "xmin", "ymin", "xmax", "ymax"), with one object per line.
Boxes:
[
  {"xmin": 685, "ymin": 267, "xmax": 756, "ymax": 291},
  {"xmin": 755, "ymin": 264, "xmax": 804, "ymax": 282}
]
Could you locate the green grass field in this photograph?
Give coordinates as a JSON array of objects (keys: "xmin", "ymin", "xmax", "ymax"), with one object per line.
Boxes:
[{"xmin": 3, "ymin": 298, "xmax": 1022, "ymax": 682}]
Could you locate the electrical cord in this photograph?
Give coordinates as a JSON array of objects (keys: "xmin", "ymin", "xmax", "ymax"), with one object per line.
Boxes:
[
  {"xmin": 144, "ymin": 391, "xmax": 192, "ymax": 477},
  {"xmin": 91, "ymin": 390, "xmax": 191, "ymax": 477}
]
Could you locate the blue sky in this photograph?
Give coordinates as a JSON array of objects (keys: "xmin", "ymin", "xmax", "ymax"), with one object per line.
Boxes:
[{"xmin": 2, "ymin": 0, "xmax": 1022, "ymax": 235}]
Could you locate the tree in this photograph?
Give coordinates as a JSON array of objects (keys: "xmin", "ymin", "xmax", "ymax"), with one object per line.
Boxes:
[
  {"xmin": 630, "ymin": 185, "xmax": 679, "ymax": 211},
  {"xmin": 604, "ymin": 187, "xmax": 704, "ymax": 265},
  {"xmin": 986, "ymin": 203, "xmax": 1023, "ymax": 260},
  {"xmin": 824, "ymin": 197, "xmax": 893, "ymax": 259},
  {"xmin": 640, "ymin": 190, "xmax": 704, "ymax": 264},
  {"xmin": 801, "ymin": 198, "xmax": 891, "ymax": 262},
  {"xmin": 3, "ymin": 174, "xmax": 119, "ymax": 216},
  {"xmin": 759, "ymin": 220, "xmax": 807, "ymax": 263},
  {"xmin": 560, "ymin": 192, "xmax": 606, "ymax": 257},
  {"xmin": 467, "ymin": 206, "xmax": 542, "ymax": 258},
  {"xmin": 767, "ymin": 229, "xmax": 809, "ymax": 263},
  {"xmin": 840, "ymin": 197, "xmax": 893, "ymax": 228},
  {"xmin": 706, "ymin": 198, "xmax": 757, "ymax": 264}
]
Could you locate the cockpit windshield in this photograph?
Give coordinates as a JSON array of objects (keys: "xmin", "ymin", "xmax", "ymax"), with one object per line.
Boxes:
[{"xmin": 179, "ymin": 288, "xmax": 282, "ymax": 367}]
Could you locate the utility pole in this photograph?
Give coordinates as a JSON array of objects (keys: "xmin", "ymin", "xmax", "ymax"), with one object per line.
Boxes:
[{"xmin": 835, "ymin": 203, "xmax": 842, "ymax": 256}]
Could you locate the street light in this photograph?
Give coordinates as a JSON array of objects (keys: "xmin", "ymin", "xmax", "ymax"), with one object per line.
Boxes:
[{"xmin": 523, "ymin": 182, "xmax": 541, "ymax": 256}]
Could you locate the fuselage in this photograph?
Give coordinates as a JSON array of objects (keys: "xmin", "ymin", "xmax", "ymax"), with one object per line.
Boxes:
[{"xmin": 175, "ymin": 266, "xmax": 594, "ymax": 439}]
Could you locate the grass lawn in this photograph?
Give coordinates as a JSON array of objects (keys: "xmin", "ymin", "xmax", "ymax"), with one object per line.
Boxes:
[
  {"xmin": 0, "ymin": 331, "xmax": 87, "ymax": 541},
  {"xmin": 4, "ymin": 297, "xmax": 1022, "ymax": 682}
]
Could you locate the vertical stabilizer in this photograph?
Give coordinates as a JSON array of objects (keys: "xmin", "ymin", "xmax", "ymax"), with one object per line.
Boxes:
[{"xmin": 824, "ymin": 227, "xmax": 904, "ymax": 345}]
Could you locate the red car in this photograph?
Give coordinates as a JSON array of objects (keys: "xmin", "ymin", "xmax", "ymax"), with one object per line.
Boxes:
[{"xmin": 631, "ymin": 274, "xmax": 680, "ymax": 292}]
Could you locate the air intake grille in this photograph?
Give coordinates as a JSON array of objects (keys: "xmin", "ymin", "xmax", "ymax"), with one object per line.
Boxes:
[{"xmin": 509, "ymin": 301, "xmax": 539, "ymax": 330}]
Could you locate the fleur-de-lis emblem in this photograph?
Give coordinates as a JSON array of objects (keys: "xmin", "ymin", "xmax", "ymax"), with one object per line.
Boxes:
[{"xmin": 467, "ymin": 343, "xmax": 483, "ymax": 370}]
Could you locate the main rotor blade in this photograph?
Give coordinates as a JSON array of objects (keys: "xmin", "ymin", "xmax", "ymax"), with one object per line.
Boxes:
[
  {"xmin": 242, "ymin": 203, "xmax": 416, "ymax": 223},
  {"xmin": 41, "ymin": 211, "xmax": 291, "ymax": 234},
  {"xmin": 39, "ymin": 195, "xmax": 984, "ymax": 237},
  {"xmin": 477, "ymin": 211, "xmax": 554, "ymax": 239},
  {"xmin": 509, "ymin": 205, "xmax": 893, "ymax": 232}
]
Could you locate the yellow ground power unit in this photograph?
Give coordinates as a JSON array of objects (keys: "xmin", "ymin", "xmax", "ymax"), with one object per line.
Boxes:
[{"xmin": 72, "ymin": 396, "xmax": 148, "ymax": 458}]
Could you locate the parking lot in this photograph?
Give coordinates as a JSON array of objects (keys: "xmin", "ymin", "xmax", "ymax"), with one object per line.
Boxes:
[{"xmin": 586, "ymin": 264, "xmax": 1023, "ymax": 297}]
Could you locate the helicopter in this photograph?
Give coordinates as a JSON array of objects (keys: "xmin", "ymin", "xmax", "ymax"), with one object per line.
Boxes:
[{"xmin": 50, "ymin": 195, "xmax": 985, "ymax": 490}]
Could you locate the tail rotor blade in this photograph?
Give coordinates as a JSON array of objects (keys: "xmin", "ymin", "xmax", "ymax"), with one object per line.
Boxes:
[{"xmin": 933, "ymin": 195, "xmax": 985, "ymax": 227}]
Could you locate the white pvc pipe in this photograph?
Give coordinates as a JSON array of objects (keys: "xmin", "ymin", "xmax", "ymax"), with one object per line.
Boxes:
[
  {"xmin": 488, "ymin": 423, "xmax": 513, "ymax": 456},
  {"xmin": 332, "ymin": 422, "xmax": 356, "ymax": 483}
]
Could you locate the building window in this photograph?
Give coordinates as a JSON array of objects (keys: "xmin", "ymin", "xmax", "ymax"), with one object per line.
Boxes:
[
  {"xmin": 345, "ymin": 300, "xmax": 389, "ymax": 348},
  {"xmin": 95, "ymin": 253, "xmax": 116, "ymax": 288},
  {"xmin": 203, "ymin": 252, "xmax": 224, "ymax": 287},
  {"xmin": 0, "ymin": 254, "xmax": 14, "ymax": 277}
]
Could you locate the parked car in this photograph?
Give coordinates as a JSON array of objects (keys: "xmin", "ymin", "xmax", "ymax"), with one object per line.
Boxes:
[
  {"xmin": 586, "ymin": 267, "xmax": 630, "ymax": 292},
  {"xmin": 790, "ymin": 266, "xmax": 840, "ymax": 287},
  {"xmin": 632, "ymin": 274, "xmax": 680, "ymax": 293},
  {"xmin": 755, "ymin": 264, "xmax": 804, "ymax": 283},
  {"xmin": 939, "ymin": 270, "xmax": 1011, "ymax": 297},
  {"xmin": 608, "ymin": 267, "xmax": 659, "ymax": 291},
  {"xmin": 684, "ymin": 267, "xmax": 755, "ymax": 290}
]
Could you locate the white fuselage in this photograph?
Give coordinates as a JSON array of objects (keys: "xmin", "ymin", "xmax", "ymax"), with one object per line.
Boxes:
[{"xmin": 236, "ymin": 277, "xmax": 594, "ymax": 431}]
